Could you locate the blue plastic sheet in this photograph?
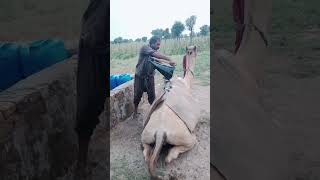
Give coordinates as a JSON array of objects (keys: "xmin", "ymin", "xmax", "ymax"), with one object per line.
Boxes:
[
  {"xmin": 0, "ymin": 39, "xmax": 70, "ymax": 91},
  {"xmin": 110, "ymin": 73, "xmax": 132, "ymax": 90}
]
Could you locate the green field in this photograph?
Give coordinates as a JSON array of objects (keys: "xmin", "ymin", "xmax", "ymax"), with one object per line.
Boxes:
[
  {"xmin": 213, "ymin": 0, "xmax": 320, "ymax": 53},
  {"xmin": 214, "ymin": 0, "xmax": 320, "ymax": 78},
  {"xmin": 0, "ymin": 0, "xmax": 88, "ymax": 41},
  {"xmin": 110, "ymin": 36, "xmax": 210, "ymax": 86},
  {"xmin": 111, "ymin": 36, "xmax": 210, "ymax": 59}
]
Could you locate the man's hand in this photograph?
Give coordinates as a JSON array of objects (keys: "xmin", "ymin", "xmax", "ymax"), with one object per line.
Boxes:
[{"xmin": 169, "ymin": 61, "xmax": 176, "ymax": 66}]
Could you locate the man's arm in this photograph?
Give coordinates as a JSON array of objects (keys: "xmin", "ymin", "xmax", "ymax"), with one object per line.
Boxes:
[
  {"xmin": 151, "ymin": 52, "xmax": 176, "ymax": 66},
  {"xmin": 152, "ymin": 57, "xmax": 172, "ymax": 64}
]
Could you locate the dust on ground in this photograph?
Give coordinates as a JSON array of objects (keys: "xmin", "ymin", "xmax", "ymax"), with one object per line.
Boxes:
[
  {"xmin": 110, "ymin": 82, "xmax": 210, "ymax": 180},
  {"xmin": 261, "ymin": 57, "xmax": 320, "ymax": 179}
]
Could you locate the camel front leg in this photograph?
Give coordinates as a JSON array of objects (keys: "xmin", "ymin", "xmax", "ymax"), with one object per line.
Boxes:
[
  {"xmin": 142, "ymin": 143, "xmax": 152, "ymax": 162},
  {"xmin": 165, "ymin": 135, "xmax": 196, "ymax": 163}
]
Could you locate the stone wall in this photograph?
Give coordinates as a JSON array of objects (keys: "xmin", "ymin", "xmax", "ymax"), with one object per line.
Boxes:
[
  {"xmin": 0, "ymin": 55, "xmax": 138, "ymax": 179},
  {"xmin": 0, "ymin": 57, "xmax": 78, "ymax": 180},
  {"xmin": 109, "ymin": 80, "xmax": 135, "ymax": 129}
]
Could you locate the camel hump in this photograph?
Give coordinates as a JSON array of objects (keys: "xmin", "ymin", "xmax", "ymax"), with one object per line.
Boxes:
[{"xmin": 164, "ymin": 83, "xmax": 201, "ymax": 132}]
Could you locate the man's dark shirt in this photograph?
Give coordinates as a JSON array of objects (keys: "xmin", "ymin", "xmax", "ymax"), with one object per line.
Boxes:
[{"xmin": 135, "ymin": 45, "xmax": 156, "ymax": 77}]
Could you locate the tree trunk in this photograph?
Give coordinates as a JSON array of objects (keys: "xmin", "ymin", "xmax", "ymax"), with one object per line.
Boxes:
[{"xmin": 190, "ymin": 28, "xmax": 193, "ymax": 45}]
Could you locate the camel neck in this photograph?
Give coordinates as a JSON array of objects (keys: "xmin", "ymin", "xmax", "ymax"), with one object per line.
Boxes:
[
  {"xmin": 183, "ymin": 69, "xmax": 194, "ymax": 89},
  {"xmin": 182, "ymin": 53, "xmax": 196, "ymax": 89}
]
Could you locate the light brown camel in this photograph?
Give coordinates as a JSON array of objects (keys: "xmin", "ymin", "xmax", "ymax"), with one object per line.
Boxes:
[
  {"xmin": 141, "ymin": 46, "xmax": 201, "ymax": 179},
  {"xmin": 212, "ymin": 0, "xmax": 289, "ymax": 179}
]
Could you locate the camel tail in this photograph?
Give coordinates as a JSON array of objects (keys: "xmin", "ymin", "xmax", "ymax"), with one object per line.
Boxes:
[{"xmin": 148, "ymin": 130, "xmax": 166, "ymax": 179}]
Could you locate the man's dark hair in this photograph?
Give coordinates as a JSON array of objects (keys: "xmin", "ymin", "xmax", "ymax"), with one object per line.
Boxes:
[{"xmin": 149, "ymin": 36, "xmax": 161, "ymax": 45}]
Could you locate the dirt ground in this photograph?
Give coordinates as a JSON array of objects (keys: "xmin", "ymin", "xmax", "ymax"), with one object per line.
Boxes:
[
  {"xmin": 261, "ymin": 55, "xmax": 320, "ymax": 179},
  {"xmin": 110, "ymin": 83, "xmax": 210, "ymax": 180}
]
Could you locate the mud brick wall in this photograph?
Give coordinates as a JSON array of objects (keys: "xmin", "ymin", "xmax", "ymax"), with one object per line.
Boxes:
[{"xmin": 0, "ymin": 58, "xmax": 78, "ymax": 180}]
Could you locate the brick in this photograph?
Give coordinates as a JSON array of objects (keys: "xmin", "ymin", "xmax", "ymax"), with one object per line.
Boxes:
[
  {"xmin": 15, "ymin": 91, "xmax": 43, "ymax": 113},
  {"xmin": 0, "ymin": 113, "xmax": 14, "ymax": 144},
  {"xmin": 0, "ymin": 102, "xmax": 16, "ymax": 119}
]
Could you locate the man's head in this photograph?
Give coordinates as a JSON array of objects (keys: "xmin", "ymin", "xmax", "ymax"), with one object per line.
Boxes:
[{"xmin": 149, "ymin": 36, "xmax": 161, "ymax": 50}]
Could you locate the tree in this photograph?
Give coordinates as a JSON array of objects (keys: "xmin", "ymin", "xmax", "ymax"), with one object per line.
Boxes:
[
  {"xmin": 135, "ymin": 38, "xmax": 141, "ymax": 42},
  {"xmin": 200, "ymin": 24, "xmax": 210, "ymax": 36},
  {"xmin": 113, "ymin": 37, "xmax": 123, "ymax": 44},
  {"xmin": 185, "ymin": 15, "xmax": 197, "ymax": 43},
  {"xmin": 163, "ymin": 28, "xmax": 171, "ymax": 39},
  {"xmin": 151, "ymin": 28, "xmax": 164, "ymax": 38},
  {"xmin": 171, "ymin": 21, "xmax": 185, "ymax": 39},
  {"xmin": 141, "ymin": 37, "xmax": 148, "ymax": 42}
]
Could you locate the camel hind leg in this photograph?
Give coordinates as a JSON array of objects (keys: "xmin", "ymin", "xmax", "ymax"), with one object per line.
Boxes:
[
  {"xmin": 142, "ymin": 143, "xmax": 152, "ymax": 162},
  {"xmin": 165, "ymin": 134, "xmax": 196, "ymax": 163}
]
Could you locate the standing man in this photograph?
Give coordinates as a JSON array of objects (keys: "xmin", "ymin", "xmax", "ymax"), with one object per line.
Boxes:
[
  {"xmin": 133, "ymin": 36, "xmax": 176, "ymax": 116},
  {"xmin": 75, "ymin": 0, "xmax": 108, "ymax": 176},
  {"xmin": 233, "ymin": 0, "xmax": 245, "ymax": 53}
]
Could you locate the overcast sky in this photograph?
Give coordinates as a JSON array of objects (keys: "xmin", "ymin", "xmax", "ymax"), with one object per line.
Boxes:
[{"xmin": 110, "ymin": 0, "xmax": 210, "ymax": 41}]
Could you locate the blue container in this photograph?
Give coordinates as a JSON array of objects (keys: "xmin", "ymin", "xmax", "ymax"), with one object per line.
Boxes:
[
  {"xmin": 110, "ymin": 74, "xmax": 132, "ymax": 90},
  {"xmin": 0, "ymin": 43, "xmax": 24, "ymax": 91},
  {"xmin": 113, "ymin": 75, "xmax": 120, "ymax": 86},
  {"xmin": 110, "ymin": 75, "xmax": 118, "ymax": 90},
  {"xmin": 21, "ymin": 39, "xmax": 70, "ymax": 77},
  {"xmin": 117, "ymin": 73, "xmax": 132, "ymax": 86}
]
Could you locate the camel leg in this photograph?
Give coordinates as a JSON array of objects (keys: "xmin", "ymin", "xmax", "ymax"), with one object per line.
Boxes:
[
  {"xmin": 142, "ymin": 143, "xmax": 152, "ymax": 162},
  {"xmin": 165, "ymin": 134, "xmax": 196, "ymax": 163}
]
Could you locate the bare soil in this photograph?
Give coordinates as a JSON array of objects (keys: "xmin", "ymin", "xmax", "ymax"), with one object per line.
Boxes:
[{"xmin": 262, "ymin": 55, "xmax": 320, "ymax": 179}]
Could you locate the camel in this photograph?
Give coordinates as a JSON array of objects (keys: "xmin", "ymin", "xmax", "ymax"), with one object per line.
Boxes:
[
  {"xmin": 141, "ymin": 46, "xmax": 201, "ymax": 179},
  {"xmin": 212, "ymin": 0, "xmax": 289, "ymax": 179}
]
